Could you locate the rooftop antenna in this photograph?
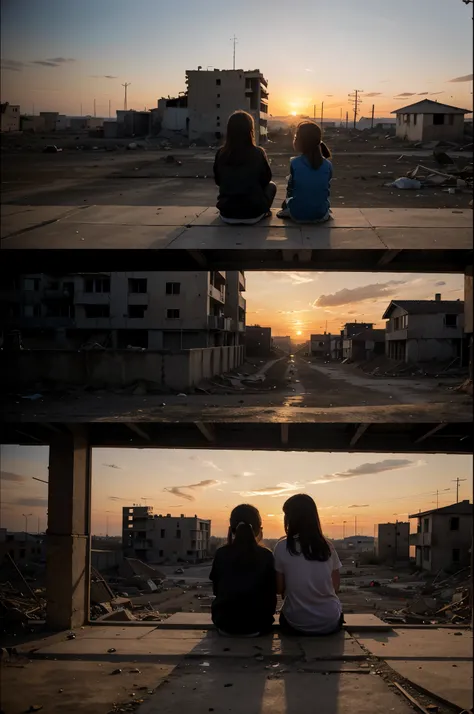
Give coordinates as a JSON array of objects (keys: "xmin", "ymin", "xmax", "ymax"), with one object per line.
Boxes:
[
  {"xmin": 122, "ymin": 82, "xmax": 131, "ymax": 111},
  {"xmin": 230, "ymin": 35, "xmax": 238, "ymax": 70}
]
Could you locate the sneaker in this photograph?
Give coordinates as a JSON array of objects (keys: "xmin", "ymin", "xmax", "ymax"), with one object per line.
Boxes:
[{"xmin": 276, "ymin": 209, "xmax": 290, "ymax": 219}]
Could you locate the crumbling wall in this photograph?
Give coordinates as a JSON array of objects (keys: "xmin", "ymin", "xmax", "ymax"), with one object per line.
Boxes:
[{"xmin": 1, "ymin": 346, "xmax": 245, "ymax": 392}]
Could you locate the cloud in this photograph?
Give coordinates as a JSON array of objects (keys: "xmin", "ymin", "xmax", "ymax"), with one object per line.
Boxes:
[
  {"xmin": 347, "ymin": 504, "xmax": 370, "ymax": 508},
  {"xmin": 417, "ymin": 92, "xmax": 429, "ymax": 96},
  {"xmin": 231, "ymin": 471, "xmax": 255, "ymax": 479},
  {"xmin": 1, "ymin": 59, "xmax": 25, "ymax": 72},
  {"xmin": 14, "ymin": 496, "xmax": 47, "ymax": 508},
  {"xmin": 103, "ymin": 463, "xmax": 122, "ymax": 470},
  {"xmin": 309, "ymin": 459, "xmax": 422, "ymax": 484},
  {"xmin": 305, "ymin": 68, "xmax": 313, "ymax": 72},
  {"xmin": 326, "ymin": 94, "xmax": 334, "ymax": 97},
  {"xmin": 164, "ymin": 479, "xmax": 221, "ymax": 502},
  {"xmin": 313, "ymin": 279, "xmax": 407, "ymax": 308},
  {"xmin": 394, "ymin": 92, "xmax": 416, "ymax": 97},
  {"xmin": 104, "ymin": 75, "xmax": 117, "ymax": 79},
  {"xmin": 435, "ymin": 281, "xmax": 446, "ymax": 286},
  {"xmin": 364, "ymin": 92, "xmax": 382, "ymax": 97},
  {"xmin": 91, "ymin": 74, "xmax": 118, "ymax": 79},
  {"xmin": 108, "ymin": 496, "xmax": 130, "ymax": 502},
  {"xmin": 33, "ymin": 57, "xmax": 75, "ymax": 67},
  {"xmin": 1, "ymin": 471, "xmax": 26, "ymax": 483},
  {"xmin": 430, "ymin": 92, "xmax": 444, "ymax": 96},
  {"xmin": 449, "ymin": 74, "xmax": 473, "ymax": 83},
  {"xmin": 236, "ymin": 483, "xmax": 300, "ymax": 497},
  {"xmin": 287, "ymin": 272, "xmax": 315, "ymax": 285}
]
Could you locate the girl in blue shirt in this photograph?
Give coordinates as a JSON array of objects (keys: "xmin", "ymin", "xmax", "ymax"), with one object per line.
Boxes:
[{"xmin": 277, "ymin": 121, "xmax": 332, "ymax": 223}]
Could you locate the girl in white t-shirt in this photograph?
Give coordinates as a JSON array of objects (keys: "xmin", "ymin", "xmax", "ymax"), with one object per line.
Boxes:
[{"xmin": 274, "ymin": 494, "xmax": 344, "ymax": 635}]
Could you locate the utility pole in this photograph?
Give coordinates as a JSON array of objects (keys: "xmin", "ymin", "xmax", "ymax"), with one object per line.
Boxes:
[
  {"xmin": 122, "ymin": 82, "xmax": 131, "ymax": 111},
  {"xmin": 108, "ymin": 99, "xmax": 111, "ymax": 118},
  {"xmin": 80, "ymin": 102, "xmax": 83, "ymax": 116},
  {"xmin": 452, "ymin": 478, "xmax": 467, "ymax": 503},
  {"xmin": 345, "ymin": 111, "xmax": 348, "ymax": 129},
  {"xmin": 340, "ymin": 107, "xmax": 342, "ymax": 126},
  {"xmin": 230, "ymin": 35, "xmax": 238, "ymax": 70},
  {"xmin": 371, "ymin": 103, "xmax": 375, "ymax": 129},
  {"xmin": 22, "ymin": 513, "xmax": 32, "ymax": 537},
  {"xmin": 354, "ymin": 515, "xmax": 357, "ymax": 536},
  {"xmin": 320, "ymin": 101, "xmax": 324, "ymax": 132},
  {"xmin": 313, "ymin": 104, "xmax": 316, "ymax": 120},
  {"xmin": 93, "ymin": 98, "xmax": 96, "ymax": 118},
  {"xmin": 343, "ymin": 521, "xmax": 346, "ymax": 539},
  {"xmin": 105, "ymin": 511, "xmax": 111, "ymax": 537},
  {"xmin": 348, "ymin": 89, "xmax": 363, "ymax": 129}
]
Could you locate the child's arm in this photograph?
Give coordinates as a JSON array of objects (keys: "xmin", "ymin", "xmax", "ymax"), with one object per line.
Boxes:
[
  {"xmin": 259, "ymin": 148, "xmax": 273, "ymax": 186},
  {"xmin": 213, "ymin": 151, "xmax": 221, "ymax": 186},
  {"xmin": 285, "ymin": 163, "xmax": 295, "ymax": 199}
]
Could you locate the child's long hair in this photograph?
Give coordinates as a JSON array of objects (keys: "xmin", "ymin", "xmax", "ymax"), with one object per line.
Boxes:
[
  {"xmin": 294, "ymin": 121, "xmax": 331, "ymax": 169},
  {"xmin": 227, "ymin": 503, "xmax": 261, "ymax": 563},
  {"xmin": 220, "ymin": 111, "xmax": 256, "ymax": 163},
  {"xmin": 283, "ymin": 493, "xmax": 331, "ymax": 561}
]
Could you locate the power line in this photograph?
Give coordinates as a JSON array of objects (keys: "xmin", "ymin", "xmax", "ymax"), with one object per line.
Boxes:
[
  {"xmin": 348, "ymin": 89, "xmax": 363, "ymax": 129},
  {"xmin": 122, "ymin": 82, "xmax": 131, "ymax": 111},
  {"xmin": 452, "ymin": 478, "xmax": 467, "ymax": 503}
]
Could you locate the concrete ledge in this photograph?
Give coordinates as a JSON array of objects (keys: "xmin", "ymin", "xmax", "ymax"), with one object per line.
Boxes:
[{"xmin": 1, "ymin": 207, "xmax": 472, "ymax": 272}]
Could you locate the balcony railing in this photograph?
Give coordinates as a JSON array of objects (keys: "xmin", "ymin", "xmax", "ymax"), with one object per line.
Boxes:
[
  {"xmin": 43, "ymin": 288, "xmax": 74, "ymax": 300},
  {"xmin": 238, "ymin": 321, "xmax": 245, "ymax": 332},
  {"xmin": 208, "ymin": 315, "xmax": 232, "ymax": 331},
  {"xmin": 239, "ymin": 272, "xmax": 246, "ymax": 291},
  {"xmin": 409, "ymin": 532, "xmax": 433, "ymax": 546},
  {"xmin": 74, "ymin": 291, "xmax": 111, "ymax": 305},
  {"xmin": 238, "ymin": 294, "xmax": 246, "ymax": 311},
  {"xmin": 19, "ymin": 316, "xmax": 76, "ymax": 329},
  {"xmin": 209, "ymin": 285, "xmax": 226, "ymax": 303}
]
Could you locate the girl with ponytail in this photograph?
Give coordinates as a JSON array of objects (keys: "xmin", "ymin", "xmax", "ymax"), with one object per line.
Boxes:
[{"xmin": 210, "ymin": 504, "xmax": 276, "ymax": 636}]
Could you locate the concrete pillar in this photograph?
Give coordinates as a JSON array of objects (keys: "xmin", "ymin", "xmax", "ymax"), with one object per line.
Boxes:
[{"xmin": 46, "ymin": 426, "xmax": 92, "ymax": 630}]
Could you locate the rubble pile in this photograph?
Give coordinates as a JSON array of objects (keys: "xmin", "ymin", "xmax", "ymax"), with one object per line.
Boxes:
[
  {"xmin": 383, "ymin": 568, "xmax": 471, "ymax": 625},
  {"xmin": 0, "ymin": 581, "xmax": 46, "ymax": 632}
]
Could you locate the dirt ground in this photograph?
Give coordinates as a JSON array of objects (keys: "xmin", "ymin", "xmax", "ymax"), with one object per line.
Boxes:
[{"xmin": 1, "ymin": 130, "xmax": 472, "ymax": 210}]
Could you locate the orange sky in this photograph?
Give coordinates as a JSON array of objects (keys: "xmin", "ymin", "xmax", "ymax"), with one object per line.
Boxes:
[
  {"xmin": 1, "ymin": 446, "xmax": 472, "ymax": 539},
  {"xmin": 245, "ymin": 272, "xmax": 464, "ymax": 338}
]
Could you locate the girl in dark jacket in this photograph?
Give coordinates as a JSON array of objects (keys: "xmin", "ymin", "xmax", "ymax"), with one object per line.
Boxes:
[
  {"xmin": 210, "ymin": 504, "xmax": 277, "ymax": 636},
  {"xmin": 213, "ymin": 111, "xmax": 277, "ymax": 224}
]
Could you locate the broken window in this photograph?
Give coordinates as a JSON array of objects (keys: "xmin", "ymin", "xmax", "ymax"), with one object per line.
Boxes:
[
  {"xmin": 449, "ymin": 517, "xmax": 460, "ymax": 531},
  {"xmin": 165, "ymin": 282, "xmax": 180, "ymax": 295},
  {"xmin": 128, "ymin": 278, "xmax": 147, "ymax": 294},
  {"xmin": 413, "ymin": 114, "xmax": 417, "ymax": 125},
  {"xmin": 166, "ymin": 309, "xmax": 180, "ymax": 319},
  {"xmin": 160, "ymin": 529, "xmax": 165, "ymax": 538},
  {"xmin": 159, "ymin": 550, "xmax": 164, "ymax": 557},
  {"xmin": 128, "ymin": 304, "xmax": 147, "ymax": 318},
  {"xmin": 445, "ymin": 314, "xmax": 457, "ymax": 327},
  {"xmin": 423, "ymin": 518, "xmax": 429, "ymax": 533},
  {"xmin": 216, "ymin": 79, "xmax": 221, "ymax": 86},
  {"xmin": 433, "ymin": 114, "xmax": 445, "ymax": 125},
  {"xmin": 216, "ymin": 104, "xmax": 220, "ymax": 108},
  {"xmin": 452, "ymin": 548, "xmax": 460, "ymax": 562},
  {"xmin": 84, "ymin": 304, "xmax": 110, "ymax": 318}
]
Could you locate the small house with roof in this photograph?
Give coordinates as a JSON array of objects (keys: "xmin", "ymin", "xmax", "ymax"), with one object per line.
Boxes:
[
  {"xmin": 391, "ymin": 99, "xmax": 470, "ymax": 142},
  {"xmin": 409, "ymin": 501, "xmax": 473, "ymax": 573},
  {"xmin": 382, "ymin": 294, "xmax": 465, "ymax": 362}
]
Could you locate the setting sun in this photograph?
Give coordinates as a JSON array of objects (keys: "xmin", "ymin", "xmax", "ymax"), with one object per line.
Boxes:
[
  {"xmin": 291, "ymin": 111, "xmax": 297, "ymax": 116},
  {"xmin": 296, "ymin": 330, "xmax": 302, "ymax": 335}
]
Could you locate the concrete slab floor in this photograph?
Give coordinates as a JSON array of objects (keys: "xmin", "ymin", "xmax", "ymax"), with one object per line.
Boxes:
[
  {"xmin": 0, "ymin": 657, "xmax": 174, "ymax": 714},
  {"xmin": 388, "ymin": 659, "xmax": 473, "ymax": 711},
  {"xmin": 135, "ymin": 665, "xmax": 416, "ymax": 714},
  {"xmin": 355, "ymin": 628, "xmax": 473, "ymax": 660}
]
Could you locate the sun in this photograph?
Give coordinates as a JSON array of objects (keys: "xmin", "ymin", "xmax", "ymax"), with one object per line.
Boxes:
[
  {"xmin": 291, "ymin": 111, "xmax": 297, "ymax": 116},
  {"xmin": 296, "ymin": 330, "xmax": 302, "ymax": 336}
]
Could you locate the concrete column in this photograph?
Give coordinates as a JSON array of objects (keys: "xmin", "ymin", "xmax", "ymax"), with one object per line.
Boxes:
[{"xmin": 46, "ymin": 426, "xmax": 92, "ymax": 630}]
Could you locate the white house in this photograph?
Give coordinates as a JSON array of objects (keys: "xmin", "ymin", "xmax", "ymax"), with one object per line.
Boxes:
[{"xmin": 392, "ymin": 99, "xmax": 470, "ymax": 143}]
